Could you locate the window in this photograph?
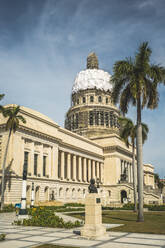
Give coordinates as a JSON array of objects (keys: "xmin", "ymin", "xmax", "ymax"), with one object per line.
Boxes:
[
  {"xmin": 105, "ymin": 112, "xmax": 109, "ymax": 127},
  {"xmin": 106, "ymin": 97, "xmax": 108, "ymax": 104},
  {"xmin": 100, "ymin": 111, "xmax": 104, "ymax": 126},
  {"xmin": 98, "ymin": 96, "xmax": 102, "ymax": 102},
  {"xmin": 89, "ymin": 111, "xmax": 93, "ymax": 125},
  {"xmin": 95, "ymin": 111, "xmax": 99, "ymax": 125},
  {"xmin": 72, "ymin": 115, "xmax": 75, "ymax": 130},
  {"xmin": 82, "ymin": 97, "xmax": 86, "ymax": 103},
  {"xmin": 43, "ymin": 156, "xmax": 47, "ymax": 177},
  {"xmin": 58, "ymin": 151, "xmax": 61, "ymax": 178},
  {"xmin": 90, "ymin": 95, "xmax": 94, "ymax": 103},
  {"xmin": 77, "ymin": 99, "xmax": 79, "ymax": 104},
  {"xmin": 34, "ymin": 154, "xmax": 38, "ymax": 176},
  {"xmin": 75, "ymin": 113, "xmax": 79, "ymax": 129},
  {"xmin": 110, "ymin": 111, "xmax": 114, "ymax": 127},
  {"xmin": 24, "ymin": 151, "xmax": 28, "ymax": 175}
]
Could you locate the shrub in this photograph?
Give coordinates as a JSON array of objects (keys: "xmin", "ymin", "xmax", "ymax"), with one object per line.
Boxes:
[
  {"xmin": 0, "ymin": 204, "xmax": 15, "ymax": 213},
  {"xmin": 0, "ymin": 234, "xmax": 6, "ymax": 241},
  {"xmin": 64, "ymin": 203, "xmax": 85, "ymax": 207},
  {"xmin": 14, "ymin": 207, "xmax": 82, "ymax": 229}
]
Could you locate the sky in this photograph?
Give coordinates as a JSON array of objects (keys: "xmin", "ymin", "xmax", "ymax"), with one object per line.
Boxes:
[{"xmin": 0, "ymin": 0, "xmax": 165, "ymax": 177}]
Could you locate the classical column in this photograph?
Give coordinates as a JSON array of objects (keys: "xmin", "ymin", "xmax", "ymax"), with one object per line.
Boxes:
[
  {"xmin": 72, "ymin": 155, "xmax": 76, "ymax": 181},
  {"xmin": 99, "ymin": 162, "xmax": 104, "ymax": 183},
  {"xmin": 88, "ymin": 159, "xmax": 91, "ymax": 182},
  {"xmin": 67, "ymin": 153, "xmax": 71, "ymax": 180},
  {"xmin": 78, "ymin": 156, "xmax": 82, "ymax": 181},
  {"xmin": 38, "ymin": 144, "xmax": 43, "ymax": 177},
  {"xmin": 83, "ymin": 158, "xmax": 87, "ymax": 182},
  {"xmin": 130, "ymin": 164, "xmax": 132, "ymax": 183},
  {"xmin": 101, "ymin": 162, "xmax": 104, "ymax": 183},
  {"xmin": 60, "ymin": 151, "xmax": 64, "ymax": 180},
  {"xmin": 96, "ymin": 161, "xmax": 99, "ymax": 179},
  {"xmin": 51, "ymin": 146, "xmax": 58, "ymax": 180},
  {"xmin": 93, "ymin": 161, "xmax": 96, "ymax": 180},
  {"xmin": 29, "ymin": 142, "xmax": 34, "ymax": 176}
]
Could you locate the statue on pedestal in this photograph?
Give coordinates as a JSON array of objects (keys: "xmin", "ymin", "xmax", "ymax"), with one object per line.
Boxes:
[{"xmin": 88, "ymin": 179, "xmax": 98, "ymax": 193}]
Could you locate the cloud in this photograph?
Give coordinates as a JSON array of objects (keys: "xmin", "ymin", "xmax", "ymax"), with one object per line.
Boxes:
[{"xmin": 0, "ymin": 0, "xmax": 165, "ymax": 176}]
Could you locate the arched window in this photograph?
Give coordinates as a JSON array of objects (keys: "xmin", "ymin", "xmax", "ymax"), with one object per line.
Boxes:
[
  {"xmin": 72, "ymin": 188, "xmax": 76, "ymax": 198},
  {"xmin": 59, "ymin": 187, "xmax": 63, "ymax": 198},
  {"xmin": 106, "ymin": 97, "xmax": 109, "ymax": 104},
  {"xmin": 66, "ymin": 188, "xmax": 70, "ymax": 199},
  {"xmin": 98, "ymin": 96, "xmax": 102, "ymax": 102},
  {"xmin": 44, "ymin": 187, "xmax": 49, "ymax": 201}
]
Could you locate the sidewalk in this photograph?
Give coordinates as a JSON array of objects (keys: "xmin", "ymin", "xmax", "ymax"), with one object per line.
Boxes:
[{"xmin": 0, "ymin": 212, "xmax": 165, "ymax": 248}]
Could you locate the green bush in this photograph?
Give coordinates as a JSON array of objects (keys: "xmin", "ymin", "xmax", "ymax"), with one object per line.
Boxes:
[
  {"xmin": 64, "ymin": 203, "xmax": 85, "ymax": 207},
  {"xmin": 0, "ymin": 204, "xmax": 15, "ymax": 213},
  {"xmin": 145, "ymin": 205, "xmax": 165, "ymax": 211},
  {"xmin": 14, "ymin": 207, "xmax": 82, "ymax": 229},
  {"xmin": 0, "ymin": 234, "xmax": 6, "ymax": 241}
]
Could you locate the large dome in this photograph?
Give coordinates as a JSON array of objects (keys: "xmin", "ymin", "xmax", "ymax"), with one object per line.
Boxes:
[
  {"xmin": 72, "ymin": 69, "xmax": 112, "ymax": 94},
  {"xmin": 72, "ymin": 52, "xmax": 112, "ymax": 94}
]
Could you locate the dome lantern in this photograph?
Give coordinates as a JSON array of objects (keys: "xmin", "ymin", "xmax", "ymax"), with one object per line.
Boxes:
[{"xmin": 87, "ymin": 52, "xmax": 99, "ymax": 69}]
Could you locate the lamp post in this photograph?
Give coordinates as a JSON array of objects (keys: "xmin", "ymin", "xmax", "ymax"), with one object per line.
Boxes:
[
  {"xmin": 19, "ymin": 170, "xmax": 28, "ymax": 217},
  {"xmin": 96, "ymin": 178, "xmax": 100, "ymax": 192},
  {"xmin": 31, "ymin": 182, "xmax": 34, "ymax": 207}
]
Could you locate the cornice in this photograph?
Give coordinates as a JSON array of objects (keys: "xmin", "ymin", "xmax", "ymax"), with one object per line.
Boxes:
[
  {"xmin": 103, "ymin": 145, "xmax": 133, "ymax": 159},
  {"xmin": 66, "ymin": 104, "xmax": 119, "ymax": 115},
  {"xmin": 19, "ymin": 109, "xmax": 60, "ymax": 129},
  {"xmin": 58, "ymin": 126, "xmax": 103, "ymax": 149}
]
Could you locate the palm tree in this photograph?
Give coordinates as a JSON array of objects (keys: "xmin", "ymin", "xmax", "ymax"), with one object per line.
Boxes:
[
  {"xmin": 119, "ymin": 117, "xmax": 148, "ymax": 212},
  {"xmin": 111, "ymin": 42, "xmax": 165, "ymax": 221},
  {"xmin": 1, "ymin": 105, "xmax": 26, "ymax": 210}
]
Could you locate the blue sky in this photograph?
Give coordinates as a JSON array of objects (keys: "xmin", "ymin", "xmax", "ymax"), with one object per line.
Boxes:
[{"xmin": 0, "ymin": 0, "xmax": 165, "ymax": 177}]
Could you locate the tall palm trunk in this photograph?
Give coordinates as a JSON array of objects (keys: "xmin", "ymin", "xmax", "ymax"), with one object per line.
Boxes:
[
  {"xmin": 1, "ymin": 129, "xmax": 12, "ymax": 210},
  {"xmin": 136, "ymin": 96, "xmax": 144, "ymax": 222},
  {"xmin": 132, "ymin": 143, "xmax": 137, "ymax": 212}
]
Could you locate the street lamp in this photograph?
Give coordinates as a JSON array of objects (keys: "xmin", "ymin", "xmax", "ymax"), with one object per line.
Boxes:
[
  {"xmin": 96, "ymin": 178, "xmax": 100, "ymax": 189},
  {"xmin": 19, "ymin": 170, "xmax": 28, "ymax": 217}
]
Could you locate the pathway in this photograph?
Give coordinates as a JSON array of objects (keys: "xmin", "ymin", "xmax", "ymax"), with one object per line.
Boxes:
[{"xmin": 0, "ymin": 212, "xmax": 165, "ymax": 248}]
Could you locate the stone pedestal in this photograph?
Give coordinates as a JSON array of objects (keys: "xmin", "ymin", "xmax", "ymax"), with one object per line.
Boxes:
[{"xmin": 81, "ymin": 193, "xmax": 106, "ymax": 239}]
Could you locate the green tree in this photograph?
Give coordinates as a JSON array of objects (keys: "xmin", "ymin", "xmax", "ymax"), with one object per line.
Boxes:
[
  {"xmin": 119, "ymin": 117, "xmax": 148, "ymax": 212},
  {"xmin": 154, "ymin": 173, "xmax": 164, "ymax": 195},
  {"xmin": 111, "ymin": 42, "xmax": 165, "ymax": 221},
  {"xmin": 1, "ymin": 105, "xmax": 26, "ymax": 210}
]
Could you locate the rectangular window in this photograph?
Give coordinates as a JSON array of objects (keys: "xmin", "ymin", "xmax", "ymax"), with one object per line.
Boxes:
[
  {"xmin": 75, "ymin": 113, "xmax": 79, "ymax": 129},
  {"xmin": 95, "ymin": 111, "xmax": 99, "ymax": 125},
  {"xmin": 89, "ymin": 111, "xmax": 93, "ymax": 125},
  {"xmin": 90, "ymin": 95, "xmax": 94, "ymax": 102},
  {"xmin": 34, "ymin": 154, "xmax": 38, "ymax": 176},
  {"xmin": 43, "ymin": 156, "xmax": 47, "ymax": 177},
  {"xmin": 76, "ymin": 156, "xmax": 79, "ymax": 181},
  {"xmin": 83, "ymin": 97, "xmax": 86, "ymax": 103},
  {"xmin": 100, "ymin": 111, "xmax": 104, "ymax": 126},
  {"xmin": 110, "ymin": 111, "xmax": 114, "ymax": 127},
  {"xmin": 58, "ymin": 151, "xmax": 61, "ymax": 178},
  {"xmin": 105, "ymin": 112, "xmax": 109, "ymax": 127},
  {"xmin": 24, "ymin": 151, "xmax": 28, "ymax": 175}
]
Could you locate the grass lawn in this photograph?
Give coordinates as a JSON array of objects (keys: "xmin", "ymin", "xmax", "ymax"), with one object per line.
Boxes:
[
  {"xmin": 35, "ymin": 245, "xmax": 79, "ymax": 248},
  {"xmin": 69, "ymin": 211, "xmax": 165, "ymax": 234}
]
